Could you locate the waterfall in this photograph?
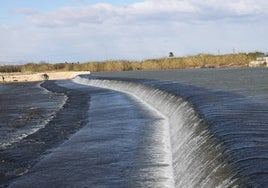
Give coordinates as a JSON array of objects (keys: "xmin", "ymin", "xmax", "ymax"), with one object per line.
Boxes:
[{"xmin": 73, "ymin": 76, "xmax": 239, "ymax": 188}]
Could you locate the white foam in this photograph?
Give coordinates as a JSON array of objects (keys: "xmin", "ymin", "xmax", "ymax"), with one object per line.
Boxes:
[
  {"xmin": 0, "ymin": 83, "xmax": 67, "ymax": 149},
  {"xmin": 73, "ymin": 76, "xmax": 238, "ymax": 188},
  {"xmin": 73, "ymin": 77, "xmax": 175, "ymax": 187}
]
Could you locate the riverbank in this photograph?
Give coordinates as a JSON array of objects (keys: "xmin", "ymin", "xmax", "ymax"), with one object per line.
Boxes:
[
  {"xmin": 1, "ymin": 71, "xmax": 90, "ymax": 83},
  {"xmin": 0, "ymin": 52, "xmax": 263, "ymax": 74}
]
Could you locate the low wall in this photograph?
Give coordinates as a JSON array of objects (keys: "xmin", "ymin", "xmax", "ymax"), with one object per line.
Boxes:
[{"xmin": 1, "ymin": 71, "xmax": 90, "ymax": 83}]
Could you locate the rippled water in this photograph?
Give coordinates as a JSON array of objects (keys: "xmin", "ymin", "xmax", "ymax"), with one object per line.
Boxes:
[
  {"xmin": 95, "ymin": 67, "xmax": 268, "ymax": 102},
  {"xmin": 0, "ymin": 82, "xmax": 66, "ymax": 149},
  {"xmin": 3, "ymin": 67, "xmax": 268, "ymax": 187},
  {"xmin": 79, "ymin": 68, "xmax": 268, "ymax": 187}
]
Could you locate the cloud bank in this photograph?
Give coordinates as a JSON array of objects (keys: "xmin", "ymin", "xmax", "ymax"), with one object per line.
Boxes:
[
  {"xmin": 24, "ymin": 0, "xmax": 268, "ymax": 26},
  {"xmin": 1, "ymin": 0, "xmax": 268, "ymax": 63}
]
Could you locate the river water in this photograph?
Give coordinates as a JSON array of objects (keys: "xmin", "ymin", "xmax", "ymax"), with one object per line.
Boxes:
[
  {"xmin": 94, "ymin": 67, "xmax": 268, "ymax": 102},
  {"xmin": 1, "ymin": 67, "xmax": 268, "ymax": 187}
]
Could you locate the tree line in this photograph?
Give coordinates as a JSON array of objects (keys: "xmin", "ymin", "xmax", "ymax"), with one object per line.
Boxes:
[{"xmin": 0, "ymin": 52, "xmax": 264, "ymax": 73}]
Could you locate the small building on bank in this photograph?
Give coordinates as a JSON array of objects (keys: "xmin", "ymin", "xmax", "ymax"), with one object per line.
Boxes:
[{"xmin": 249, "ymin": 55, "xmax": 268, "ymax": 67}]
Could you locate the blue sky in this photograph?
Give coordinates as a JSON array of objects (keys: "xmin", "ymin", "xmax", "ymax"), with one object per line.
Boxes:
[{"xmin": 0, "ymin": 0, "xmax": 268, "ymax": 64}]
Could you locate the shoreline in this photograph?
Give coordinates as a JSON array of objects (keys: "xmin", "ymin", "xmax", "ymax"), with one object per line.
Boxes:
[{"xmin": 0, "ymin": 71, "xmax": 90, "ymax": 83}]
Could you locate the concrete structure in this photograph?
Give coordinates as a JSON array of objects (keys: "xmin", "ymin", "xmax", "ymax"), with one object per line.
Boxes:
[{"xmin": 0, "ymin": 71, "xmax": 90, "ymax": 83}]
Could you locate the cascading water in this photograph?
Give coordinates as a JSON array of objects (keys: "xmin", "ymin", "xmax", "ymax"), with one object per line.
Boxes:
[{"xmin": 73, "ymin": 76, "xmax": 240, "ymax": 188}]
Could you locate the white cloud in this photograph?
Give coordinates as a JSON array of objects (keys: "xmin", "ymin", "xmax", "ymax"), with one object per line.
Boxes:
[
  {"xmin": 22, "ymin": 0, "xmax": 268, "ymax": 28},
  {"xmin": 129, "ymin": 0, "xmax": 197, "ymax": 14},
  {"xmin": 1, "ymin": 0, "xmax": 268, "ymax": 63},
  {"xmin": 11, "ymin": 8, "xmax": 40, "ymax": 16}
]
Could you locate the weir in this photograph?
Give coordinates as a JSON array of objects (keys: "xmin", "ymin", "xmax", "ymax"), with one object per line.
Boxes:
[
  {"xmin": 9, "ymin": 80, "xmax": 176, "ymax": 187},
  {"xmin": 74, "ymin": 76, "xmax": 239, "ymax": 187}
]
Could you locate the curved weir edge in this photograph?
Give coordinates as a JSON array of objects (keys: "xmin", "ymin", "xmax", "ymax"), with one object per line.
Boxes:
[{"xmin": 73, "ymin": 76, "xmax": 240, "ymax": 188}]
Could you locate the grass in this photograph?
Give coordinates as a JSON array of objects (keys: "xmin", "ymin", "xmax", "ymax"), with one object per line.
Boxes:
[{"xmin": 0, "ymin": 52, "xmax": 264, "ymax": 74}]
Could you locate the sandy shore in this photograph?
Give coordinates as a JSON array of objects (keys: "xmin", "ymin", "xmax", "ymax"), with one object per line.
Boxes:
[{"xmin": 1, "ymin": 71, "xmax": 90, "ymax": 83}]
